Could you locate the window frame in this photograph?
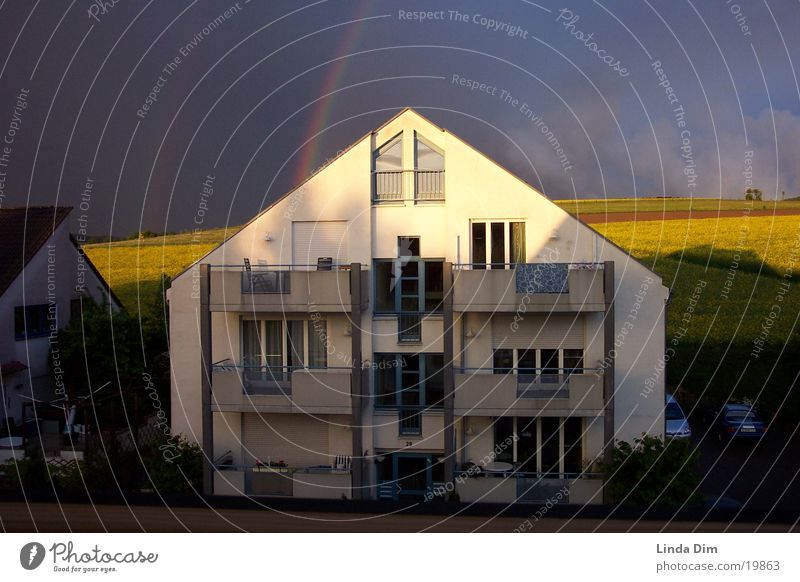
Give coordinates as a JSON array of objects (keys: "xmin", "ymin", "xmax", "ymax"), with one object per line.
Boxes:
[
  {"xmin": 492, "ymin": 416, "xmax": 584, "ymax": 476},
  {"xmin": 14, "ymin": 304, "xmax": 51, "ymax": 341},
  {"xmin": 374, "ymin": 352, "xmax": 444, "ymax": 409},
  {"xmin": 240, "ymin": 318, "xmax": 328, "ymax": 370},
  {"xmin": 470, "ymin": 219, "xmax": 526, "ymax": 269}
]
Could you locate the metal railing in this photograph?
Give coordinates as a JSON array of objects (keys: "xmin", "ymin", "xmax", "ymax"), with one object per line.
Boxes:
[
  {"xmin": 397, "ymin": 312, "xmax": 422, "ymax": 342},
  {"xmin": 414, "ymin": 170, "xmax": 445, "ymax": 201},
  {"xmin": 398, "ymin": 407, "xmax": 422, "ymax": 435},
  {"xmin": 453, "ymin": 261, "xmax": 605, "ymax": 270},
  {"xmin": 372, "ymin": 170, "xmax": 445, "ymax": 203},
  {"xmin": 373, "ymin": 171, "xmax": 404, "ymax": 201},
  {"xmin": 241, "ymin": 269, "xmax": 290, "ymax": 294}
]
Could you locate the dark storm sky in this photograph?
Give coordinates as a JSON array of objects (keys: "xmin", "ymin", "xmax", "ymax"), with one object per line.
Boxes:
[{"xmin": 0, "ymin": 0, "xmax": 798, "ymax": 236}]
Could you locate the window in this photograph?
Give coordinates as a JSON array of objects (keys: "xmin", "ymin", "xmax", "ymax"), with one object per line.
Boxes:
[
  {"xmin": 471, "ymin": 223, "xmax": 486, "ymax": 269},
  {"xmin": 373, "ymin": 134, "xmax": 403, "ymax": 202},
  {"xmin": 374, "ymin": 258, "xmax": 444, "ymax": 314},
  {"xmin": 414, "ymin": 133, "xmax": 444, "ymax": 202},
  {"xmin": 375, "ymin": 353, "xmax": 444, "ymax": 408},
  {"xmin": 241, "ymin": 319, "xmax": 328, "ymax": 371},
  {"xmin": 70, "ymin": 298, "xmax": 83, "ymax": 322},
  {"xmin": 14, "ymin": 304, "xmax": 51, "ymax": 340},
  {"xmin": 308, "ymin": 318, "xmax": 328, "ymax": 368},
  {"xmin": 492, "ymin": 348, "xmax": 585, "ymax": 377},
  {"xmin": 492, "ymin": 416, "xmax": 584, "ymax": 476},
  {"xmin": 493, "ymin": 349, "xmax": 513, "ymax": 374},
  {"xmin": 471, "ymin": 220, "xmax": 526, "ymax": 269}
]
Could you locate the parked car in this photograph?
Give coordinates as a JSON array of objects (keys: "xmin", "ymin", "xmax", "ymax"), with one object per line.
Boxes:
[
  {"xmin": 665, "ymin": 393, "xmax": 692, "ymax": 439},
  {"xmin": 706, "ymin": 403, "xmax": 767, "ymax": 441}
]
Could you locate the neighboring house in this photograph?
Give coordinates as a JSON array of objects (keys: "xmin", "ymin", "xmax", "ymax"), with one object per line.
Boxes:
[
  {"xmin": 169, "ymin": 109, "xmax": 668, "ymax": 504},
  {"xmin": 0, "ymin": 207, "xmax": 120, "ymax": 431}
]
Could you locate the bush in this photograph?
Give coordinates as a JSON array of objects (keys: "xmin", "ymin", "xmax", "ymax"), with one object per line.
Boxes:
[
  {"xmin": 142, "ymin": 434, "xmax": 203, "ymax": 494},
  {"xmin": 601, "ymin": 435, "xmax": 701, "ymax": 507}
]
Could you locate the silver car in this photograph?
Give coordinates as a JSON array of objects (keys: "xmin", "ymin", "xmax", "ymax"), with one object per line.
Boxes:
[{"xmin": 665, "ymin": 394, "xmax": 692, "ymax": 439}]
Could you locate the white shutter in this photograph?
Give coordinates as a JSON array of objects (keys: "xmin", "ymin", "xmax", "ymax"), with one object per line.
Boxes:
[
  {"xmin": 292, "ymin": 221, "xmax": 348, "ymax": 267},
  {"xmin": 242, "ymin": 413, "xmax": 330, "ymax": 467},
  {"xmin": 492, "ymin": 314, "xmax": 584, "ymax": 349}
]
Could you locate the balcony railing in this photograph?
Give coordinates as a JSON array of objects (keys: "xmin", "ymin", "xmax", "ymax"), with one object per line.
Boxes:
[
  {"xmin": 373, "ymin": 170, "xmax": 404, "ymax": 201},
  {"xmin": 209, "ymin": 263, "xmax": 363, "ymax": 313},
  {"xmin": 414, "ymin": 170, "xmax": 445, "ymax": 201},
  {"xmin": 398, "ymin": 407, "xmax": 422, "ymax": 436},
  {"xmin": 397, "ymin": 312, "xmax": 422, "ymax": 342},
  {"xmin": 241, "ymin": 268, "xmax": 291, "ymax": 294},
  {"xmin": 372, "ymin": 170, "xmax": 445, "ymax": 203},
  {"xmin": 452, "ymin": 262, "xmax": 606, "ymax": 311},
  {"xmin": 454, "ymin": 368, "xmax": 604, "ymax": 414},
  {"xmin": 212, "ymin": 361, "xmax": 351, "ymax": 395},
  {"xmin": 480, "ymin": 367, "xmax": 593, "ymax": 399}
]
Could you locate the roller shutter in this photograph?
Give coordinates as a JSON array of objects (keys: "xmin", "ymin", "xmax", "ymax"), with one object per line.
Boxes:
[
  {"xmin": 292, "ymin": 221, "xmax": 348, "ymax": 266},
  {"xmin": 492, "ymin": 314, "xmax": 584, "ymax": 349},
  {"xmin": 242, "ymin": 413, "xmax": 329, "ymax": 467}
]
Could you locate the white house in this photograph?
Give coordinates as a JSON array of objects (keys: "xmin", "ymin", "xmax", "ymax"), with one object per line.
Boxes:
[
  {"xmin": 169, "ymin": 109, "xmax": 668, "ymax": 504},
  {"xmin": 0, "ymin": 206, "xmax": 120, "ymax": 433}
]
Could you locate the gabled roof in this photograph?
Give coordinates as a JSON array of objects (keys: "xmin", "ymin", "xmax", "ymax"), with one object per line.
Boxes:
[
  {"xmin": 0, "ymin": 206, "xmax": 121, "ymax": 307},
  {"xmin": 174, "ymin": 108, "xmax": 662, "ymax": 283},
  {"xmin": 0, "ymin": 206, "xmax": 72, "ymax": 296}
]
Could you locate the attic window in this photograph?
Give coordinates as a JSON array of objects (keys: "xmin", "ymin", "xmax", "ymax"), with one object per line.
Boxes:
[
  {"xmin": 414, "ymin": 133, "xmax": 444, "ymax": 202},
  {"xmin": 373, "ymin": 134, "xmax": 403, "ymax": 202}
]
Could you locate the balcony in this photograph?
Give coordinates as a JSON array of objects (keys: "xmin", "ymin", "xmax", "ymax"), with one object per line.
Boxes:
[
  {"xmin": 214, "ymin": 465, "xmax": 352, "ymax": 499},
  {"xmin": 211, "ymin": 363, "xmax": 353, "ymax": 414},
  {"xmin": 372, "ymin": 170, "xmax": 445, "ymax": 203},
  {"xmin": 454, "ymin": 369, "xmax": 604, "ymax": 416},
  {"xmin": 452, "ymin": 262, "xmax": 606, "ymax": 312},
  {"xmin": 455, "ymin": 472, "xmax": 603, "ymax": 505},
  {"xmin": 208, "ymin": 264, "xmax": 367, "ymax": 313}
]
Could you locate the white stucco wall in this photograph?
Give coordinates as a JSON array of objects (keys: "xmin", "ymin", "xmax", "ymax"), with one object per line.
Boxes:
[{"xmin": 169, "ymin": 109, "xmax": 667, "ymax": 474}]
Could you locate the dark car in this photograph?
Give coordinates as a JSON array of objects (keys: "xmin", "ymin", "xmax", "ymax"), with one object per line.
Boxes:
[{"xmin": 707, "ymin": 403, "xmax": 767, "ymax": 441}]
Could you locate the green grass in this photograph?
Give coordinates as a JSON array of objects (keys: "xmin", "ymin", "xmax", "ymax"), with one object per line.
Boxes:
[
  {"xmin": 83, "ymin": 227, "xmax": 237, "ymax": 311},
  {"xmin": 594, "ymin": 215, "xmax": 800, "ymax": 412},
  {"xmin": 554, "ymin": 197, "xmax": 800, "ymax": 214}
]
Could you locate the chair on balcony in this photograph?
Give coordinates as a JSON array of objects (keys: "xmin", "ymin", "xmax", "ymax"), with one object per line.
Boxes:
[
  {"xmin": 333, "ymin": 454, "xmax": 352, "ymax": 471},
  {"xmin": 244, "ymin": 258, "xmax": 281, "ymax": 293},
  {"xmin": 317, "ymin": 257, "xmax": 333, "ymax": 271}
]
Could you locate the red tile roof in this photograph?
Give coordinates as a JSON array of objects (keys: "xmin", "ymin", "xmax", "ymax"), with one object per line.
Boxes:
[{"xmin": 0, "ymin": 206, "xmax": 72, "ymax": 296}]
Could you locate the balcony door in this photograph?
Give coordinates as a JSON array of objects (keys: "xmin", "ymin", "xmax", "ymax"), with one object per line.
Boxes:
[
  {"xmin": 471, "ymin": 220, "xmax": 525, "ymax": 269},
  {"xmin": 241, "ymin": 319, "xmax": 327, "ymax": 393}
]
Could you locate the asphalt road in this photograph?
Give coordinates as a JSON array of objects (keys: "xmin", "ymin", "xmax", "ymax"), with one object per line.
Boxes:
[
  {"xmin": 0, "ymin": 502, "xmax": 794, "ymax": 533},
  {"xmin": 693, "ymin": 419, "xmax": 800, "ymax": 516}
]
